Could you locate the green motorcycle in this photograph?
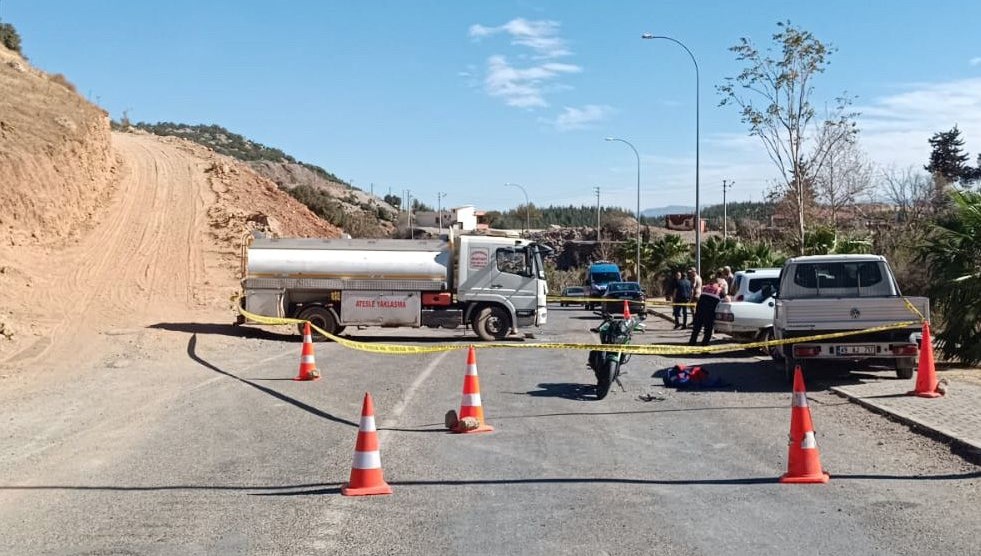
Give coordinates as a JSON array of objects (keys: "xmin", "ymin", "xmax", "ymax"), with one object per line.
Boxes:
[{"xmin": 587, "ymin": 314, "xmax": 639, "ymax": 400}]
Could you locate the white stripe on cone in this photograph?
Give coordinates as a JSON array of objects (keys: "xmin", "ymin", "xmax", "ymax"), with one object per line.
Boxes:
[
  {"xmin": 461, "ymin": 393, "xmax": 482, "ymax": 407},
  {"xmin": 352, "ymin": 450, "xmax": 382, "ymax": 470},
  {"xmin": 303, "ymin": 334, "xmax": 313, "ymax": 342},
  {"xmin": 801, "ymin": 431, "xmax": 818, "ymax": 449},
  {"xmin": 466, "ymin": 364, "xmax": 478, "ymax": 376},
  {"xmin": 301, "ymin": 355, "xmax": 316, "ymax": 364},
  {"xmin": 359, "ymin": 415, "xmax": 376, "ymax": 432},
  {"xmin": 792, "ymin": 392, "xmax": 808, "ymax": 407}
]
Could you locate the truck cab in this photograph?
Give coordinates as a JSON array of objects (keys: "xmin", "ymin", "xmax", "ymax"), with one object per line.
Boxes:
[{"xmin": 455, "ymin": 234, "xmax": 549, "ymax": 338}]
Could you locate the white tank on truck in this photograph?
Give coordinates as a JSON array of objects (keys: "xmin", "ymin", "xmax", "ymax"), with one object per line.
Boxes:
[{"xmin": 237, "ymin": 230, "xmax": 549, "ymax": 341}]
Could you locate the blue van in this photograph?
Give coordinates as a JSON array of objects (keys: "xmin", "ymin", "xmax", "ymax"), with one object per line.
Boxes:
[{"xmin": 586, "ymin": 262, "xmax": 622, "ymax": 309}]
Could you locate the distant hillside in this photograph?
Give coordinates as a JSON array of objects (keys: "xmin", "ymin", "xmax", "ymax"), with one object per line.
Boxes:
[{"xmin": 122, "ymin": 122, "xmax": 397, "ymax": 237}]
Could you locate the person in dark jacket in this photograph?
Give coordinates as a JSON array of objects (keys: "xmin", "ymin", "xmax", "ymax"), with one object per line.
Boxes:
[
  {"xmin": 668, "ymin": 270, "xmax": 692, "ymax": 329},
  {"xmin": 689, "ymin": 278, "xmax": 724, "ymax": 346}
]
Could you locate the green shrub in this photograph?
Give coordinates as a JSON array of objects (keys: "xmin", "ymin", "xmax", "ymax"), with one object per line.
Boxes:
[{"xmin": 0, "ymin": 23, "xmax": 22, "ymax": 54}]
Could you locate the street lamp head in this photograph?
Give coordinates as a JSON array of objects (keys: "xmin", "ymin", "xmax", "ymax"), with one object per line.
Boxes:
[
  {"xmin": 641, "ymin": 33, "xmax": 655, "ymax": 39},
  {"xmin": 604, "ymin": 137, "xmax": 615, "ymax": 142}
]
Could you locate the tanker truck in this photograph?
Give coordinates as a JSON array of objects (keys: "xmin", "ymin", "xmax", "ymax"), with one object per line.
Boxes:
[{"xmin": 237, "ymin": 230, "xmax": 549, "ymax": 341}]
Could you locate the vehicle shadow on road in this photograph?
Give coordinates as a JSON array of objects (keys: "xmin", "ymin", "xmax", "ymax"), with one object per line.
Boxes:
[
  {"xmin": 524, "ymin": 382, "xmax": 599, "ymax": 400},
  {"xmin": 185, "ymin": 333, "xmax": 358, "ymax": 428},
  {"xmin": 149, "ymin": 322, "xmax": 299, "ymax": 342},
  {"xmin": 649, "ymin": 361, "xmax": 880, "ymax": 393}
]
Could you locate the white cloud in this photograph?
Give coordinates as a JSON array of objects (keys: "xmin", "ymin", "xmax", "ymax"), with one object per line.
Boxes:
[
  {"xmin": 469, "ymin": 18, "xmax": 570, "ymax": 59},
  {"xmin": 856, "ymin": 77, "xmax": 981, "ymax": 169},
  {"xmin": 546, "ymin": 104, "xmax": 614, "ymax": 131},
  {"xmin": 483, "ymin": 54, "xmax": 581, "ymax": 108},
  {"xmin": 470, "ymin": 18, "xmax": 582, "ymax": 109},
  {"xmin": 970, "ymin": 57, "xmax": 981, "ymax": 66}
]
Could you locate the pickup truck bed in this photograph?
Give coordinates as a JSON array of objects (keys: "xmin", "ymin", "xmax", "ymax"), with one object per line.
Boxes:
[
  {"xmin": 774, "ymin": 296, "xmax": 927, "ymax": 381},
  {"xmin": 777, "ymin": 296, "xmax": 928, "ymax": 331}
]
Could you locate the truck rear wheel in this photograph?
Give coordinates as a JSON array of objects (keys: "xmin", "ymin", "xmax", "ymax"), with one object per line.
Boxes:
[
  {"xmin": 473, "ymin": 306, "xmax": 511, "ymax": 341},
  {"xmin": 297, "ymin": 306, "xmax": 344, "ymax": 341},
  {"xmin": 895, "ymin": 358, "xmax": 915, "ymax": 380}
]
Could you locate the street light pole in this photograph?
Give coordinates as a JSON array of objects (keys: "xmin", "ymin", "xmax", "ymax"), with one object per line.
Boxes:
[
  {"xmin": 642, "ymin": 33, "xmax": 701, "ymax": 277},
  {"xmin": 503, "ymin": 182, "xmax": 530, "ymax": 233},
  {"xmin": 437, "ymin": 192, "xmax": 446, "ymax": 234},
  {"xmin": 722, "ymin": 179, "xmax": 733, "ymax": 239},
  {"xmin": 605, "ymin": 137, "xmax": 642, "ymax": 283},
  {"xmin": 593, "ymin": 186, "xmax": 601, "ymax": 241}
]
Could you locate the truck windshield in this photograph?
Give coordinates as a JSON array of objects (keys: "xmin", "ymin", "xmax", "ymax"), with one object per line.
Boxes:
[{"xmin": 592, "ymin": 272, "xmax": 620, "ymax": 283}]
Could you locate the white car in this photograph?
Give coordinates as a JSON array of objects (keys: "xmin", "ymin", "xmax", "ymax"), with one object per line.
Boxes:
[
  {"xmin": 729, "ymin": 268, "xmax": 781, "ymax": 301},
  {"xmin": 715, "ymin": 286, "xmax": 779, "ymax": 355}
]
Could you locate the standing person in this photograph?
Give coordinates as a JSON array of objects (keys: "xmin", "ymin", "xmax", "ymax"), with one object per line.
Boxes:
[
  {"xmin": 669, "ymin": 270, "xmax": 693, "ymax": 329},
  {"xmin": 722, "ymin": 266, "xmax": 734, "ymax": 294},
  {"xmin": 716, "ymin": 274, "xmax": 730, "ymax": 300},
  {"xmin": 689, "ymin": 277, "xmax": 724, "ymax": 346},
  {"xmin": 688, "ymin": 267, "xmax": 703, "ymax": 299}
]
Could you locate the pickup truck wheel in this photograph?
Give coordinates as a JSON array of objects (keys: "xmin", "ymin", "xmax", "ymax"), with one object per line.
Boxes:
[
  {"xmin": 297, "ymin": 306, "xmax": 344, "ymax": 341},
  {"xmin": 473, "ymin": 306, "xmax": 510, "ymax": 341},
  {"xmin": 784, "ymin": 353, "xmax": 799, "ymax": 384},
  {"xmin": 895, "ymin": 359, "xmax": 915, "ymax": 380},
  {"xmin": 761, "ymin": 328, "xmax": 781, "ymax": 360}
]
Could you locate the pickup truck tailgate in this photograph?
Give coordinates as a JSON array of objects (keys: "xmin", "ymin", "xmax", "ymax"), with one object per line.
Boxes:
[{"xmin": 778, "ymin": 297, "xmax": 928, "ymax": 331}]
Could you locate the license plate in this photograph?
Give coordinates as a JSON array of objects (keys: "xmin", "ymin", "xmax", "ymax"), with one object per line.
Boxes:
[{"xmin": 837, "ymin": 345, "xmax": 874, "ymax": 356}]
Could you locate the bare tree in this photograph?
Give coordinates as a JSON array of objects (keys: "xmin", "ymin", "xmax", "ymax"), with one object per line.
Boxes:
[
  {"xmin": 879, "ymin": 165, "xmax": 933, "ymax": 224},
  {"xmin": 719, "ymin": 21, "xmax": 858, "ymax": 253},
  {"xmin": 814, "ymin": 135, "xmax": 873, "ymax": 227}
]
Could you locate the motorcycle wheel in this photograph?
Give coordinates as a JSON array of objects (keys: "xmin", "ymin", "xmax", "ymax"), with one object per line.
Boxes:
[
  {"xmin": 596, "ymin": 358, "xmax": 618, "ymax": 400},
  {"xmin": 588, "ymin": 350, "xmax": 605, "ymax": 375}
]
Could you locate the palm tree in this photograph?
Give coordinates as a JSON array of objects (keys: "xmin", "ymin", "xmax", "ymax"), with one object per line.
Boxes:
[
  {"xmin": 649, "ymin": 234, "xmax": 690, "ymax": 274},
  {"xmin": 916, "ymin": 190, "xmax": 981, "ymax": 364},
  {"xmin": 738, "ymin": 241, "xmax": 787, "ymax": 269},
  {"xmin": 699, "ymin": 236, "xmax": 741, "ymax": 277}
]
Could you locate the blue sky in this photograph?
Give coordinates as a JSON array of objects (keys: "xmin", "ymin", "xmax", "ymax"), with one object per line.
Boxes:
[{"xmin": 6, "ymin": 1, "xmax": 981, "ymax": 213}]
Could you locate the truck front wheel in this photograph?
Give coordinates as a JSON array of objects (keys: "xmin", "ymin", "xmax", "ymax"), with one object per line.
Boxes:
[
  {"xmin": 473, "ymin": 306, "xmax": 511, "ymax": 341},
  {"xmin": 297, "ymin": 306, "xmax": 344, "ymax": 341}
]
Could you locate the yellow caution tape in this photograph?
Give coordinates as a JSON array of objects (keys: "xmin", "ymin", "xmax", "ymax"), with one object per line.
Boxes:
[
  {"xmin": 235, "ymin": 301, "xmax": 917, "ymax": 356},
  {"xmin": 547, "ymin": 295, "xmax": 695, "ymax": 307},
  {"xmin": 901, "ymin": 297, "xmax": 927, "ymax": 323}
]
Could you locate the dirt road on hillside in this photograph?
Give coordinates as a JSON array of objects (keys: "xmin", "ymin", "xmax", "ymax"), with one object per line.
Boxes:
[{"xmin": 1, "ymin": 133, "xmax": 234, "ymax": 372}]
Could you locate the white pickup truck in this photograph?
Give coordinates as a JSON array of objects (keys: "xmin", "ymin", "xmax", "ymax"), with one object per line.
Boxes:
[{"xmin": 773, "ymin": 254, "xmax": 928, "ymax": 382}]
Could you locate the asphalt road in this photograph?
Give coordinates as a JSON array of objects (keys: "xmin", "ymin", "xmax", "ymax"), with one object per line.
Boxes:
[{"xmin": 1, "ymin": 307, "xmax": 978, "ymax": 555}]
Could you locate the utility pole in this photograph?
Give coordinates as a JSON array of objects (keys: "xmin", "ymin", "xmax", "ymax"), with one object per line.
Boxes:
[
  {"xmin": 437, "ymin": 192, "xmax": 446, "ymax": 234},
  {"xmin": 406, "ymin": 190, "xmax": 413, "ymax": 237},
  {"xmin": 722, "ymin": 179, "xmax": 734, "ymax": 239},
  {"xmin": 370, "ymin": 182, "xmax": 374, "ymax": 197},
  {"xmin": 593, "ymin": 186, "xmax": 601, "ymax": 241}
]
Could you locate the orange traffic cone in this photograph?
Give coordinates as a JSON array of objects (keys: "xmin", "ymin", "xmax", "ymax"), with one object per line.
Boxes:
[
  {"xmin": 293, "ymin": 322, "xmax": 320, "ymax": 381},
  {"xmin": 779, "ymin": 366, "xmax": 830, "ymax": 484},
  {"xmin": 622, "ymin": 299, "xmax": 631, "ymax": 319},
  {"xmin": 453, "ymin": 346, "xmax": 494, "ymax": 434},
  {"xmin": 908, "ymin": 321, "xmax": 942, "ymax": 398},
  {"xmin": 342, "ymin": 392, "xmax": 393, "ymax": 496}
]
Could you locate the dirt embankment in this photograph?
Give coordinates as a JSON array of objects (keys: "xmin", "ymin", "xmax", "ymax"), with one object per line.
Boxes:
[
  {"xmin": 0, "ymin": 45, "xmax": 342, "ymax": 371},
  {"xmin": 0, "ymin": 45, "xmax": 116, "ymax": 247}
]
